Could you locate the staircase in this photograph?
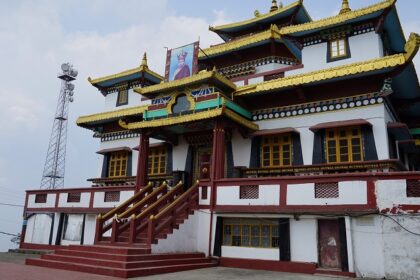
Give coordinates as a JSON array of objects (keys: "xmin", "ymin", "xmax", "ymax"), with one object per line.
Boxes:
[{"xmin": 26, "ymin": 181, "xmax": 217, "ymax": 278}]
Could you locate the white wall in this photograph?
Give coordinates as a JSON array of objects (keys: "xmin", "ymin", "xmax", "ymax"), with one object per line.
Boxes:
[
  {"xmin": 376, "ymin": 180, "xmax": 420, "ymax": 211},
  {"xmin": 222, "ymin": 246, "xmax": 279, "ymax": 260},
  {"xmin": 288, "ymin": 32, "xmax": 383, "ymax": 76},
  {"xmin": 58, "ymin": 192, "xmax": 90, "ymax": 208},
  {"xmin": 27, "ymin": 194, "xmax": 56, "ymax": 208},
  {"xmin": 287, "ymin": 181, "xmax": 367, "ymax": 206},
  {"xmin": 231, "ymin": 130, "xmax": 251, "ymax": 168},
  {"xmin": 197, "ymin": 210, "xmax": 211, "ymax": 255},
  {"xmin": 256, "ymin": 104, "xmax": 389, "ymax": 163},
  {"xmin": 92, "ymin": 190, "xmax": 134, "ymax": 208},
  {"xmin": 151, "ymin": 211, "xmax": 199, "ymax": 253},
  {"xmin": 104, "ymin": 88, "xmax": 150, "ymax": 110},
  {"xmin": 217, "ymin": 185, "xmax": 280, "ymax": 205},
  {"xmin": 351, "ymin": 215, "xmax": 385, "ymax": 278},
  {"xmin": 172, "ymin": 137, "xmax": 188, "ymax": 171},
  {"xmin": 290, "ymin": 218, "xmax": 318, "ymax": 263},
  {"xmin": 83, "ymin": 214, "xmax": 97, "ymax": 245}
]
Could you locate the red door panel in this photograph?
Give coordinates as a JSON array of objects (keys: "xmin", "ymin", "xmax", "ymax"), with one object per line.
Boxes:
[{"xmin": 318, "ymin": 219, "xmax": 342, "ymax": 269}]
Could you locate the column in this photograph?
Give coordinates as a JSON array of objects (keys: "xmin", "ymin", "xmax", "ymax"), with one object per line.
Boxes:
[{"xmin": 136, "ymin": 131, "xmax": 149, "ymax": 192}]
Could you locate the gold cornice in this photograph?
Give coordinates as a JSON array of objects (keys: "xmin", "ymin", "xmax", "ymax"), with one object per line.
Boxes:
[
  {"xmin": 235, "ymin": 53, "xmax": 407, "ymax": 96},
  {"xmin": 118, "ymin": 107, "xmax": 258, "ymax": 131},
  {"xmin": 199, "ymin": 25, "xmax": 281, "ymax": 58},
  {"xmin": 209, "ymin": 1, "xmax": 302, "ymax": 32},
  {"xmin": 404, "ymin": 33, "xmax": 420, "ymax": 61},
  {"xmin": 76, "ymin": 105, "xmax": 148, "ymax": 126},
  {"xmin": 88, "ymin": 65, "xmax": 163, "ymax": 86},
  {"xmin": 280, "ymin": 0, "xmax": 395, "ymax": 35},
  {"xmin": 134, "ymin": 70, "xmax": 236, "ymax": 96}
]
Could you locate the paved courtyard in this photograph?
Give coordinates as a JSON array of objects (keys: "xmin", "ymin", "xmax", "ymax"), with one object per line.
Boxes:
[{"xmin": 0, "ymin": 252, "xmax": 360, "ymax": 280}]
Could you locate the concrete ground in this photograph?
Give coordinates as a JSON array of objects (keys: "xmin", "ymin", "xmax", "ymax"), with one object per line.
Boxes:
[{"xmin": 0, "ymin": 252, "xmax": 358, "ymax": 280}]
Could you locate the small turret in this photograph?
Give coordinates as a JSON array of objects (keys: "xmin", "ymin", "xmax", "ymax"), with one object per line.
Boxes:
[
  {"xmin": 270, "ymin": 0, "xmax": 278, "ymax": 12},
  {"xmin": 339, "ymin": 0, "xmax": 351, "ymax": 14},
  {"xmin": 141, "ymin": 52, "xmax": 148, "ymax": 69}
]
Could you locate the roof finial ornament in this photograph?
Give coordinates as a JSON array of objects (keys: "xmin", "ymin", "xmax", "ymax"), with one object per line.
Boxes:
[
  {"xmin": 141, "ymin": 52, "xmax": 148, "ymax": 68},
  {"xmin": 279, "ymin": 1, "xmax": 283, "ymax": 9},
  {"xmin": 270, "ymin": 0, "xmax": 278, "ymax": 12},
  {"xmin": 339, "ymin": 0, "xmax": 351, "ymax": 14}
]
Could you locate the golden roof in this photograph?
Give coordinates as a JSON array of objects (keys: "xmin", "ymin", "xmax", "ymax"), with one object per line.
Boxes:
[
  {"xmin": 199, "ymin": 25, "xmax": 281, "ymax": 58},
  {"xmin": 118, "ymin": 107, "xmax": 258, "ymax": 131},
  {"xmin": 88, "ymin": 54, "xmax": 163, "ymax": 86},
  {"xmin": 209, "ymin": 0, "xmax": 303, "ymax": 32},
  {"xmin": 280, "ymin": 0, "xmax": 395, "ymax": 35},
  {"xmin": 76, "ymin": 105, "xmax": 148, "ymax": 127},
  {"xmin": 134, "ymin": 69, "xmax": 236, "ymax": 96},
  {"xmin": 235, "ymin": 32, "xmax": 420, "ymax": 96}
]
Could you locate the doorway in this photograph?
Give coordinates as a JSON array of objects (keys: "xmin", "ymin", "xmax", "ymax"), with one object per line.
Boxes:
[{"xmin": 318, "ymin": 219, "xmax": 342, "ymax": 270}]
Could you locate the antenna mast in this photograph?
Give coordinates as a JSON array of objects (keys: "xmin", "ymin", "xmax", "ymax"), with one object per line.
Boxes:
[{"xmin": 40, "ymin": 63, "xmax": 77, "ymax": 189}]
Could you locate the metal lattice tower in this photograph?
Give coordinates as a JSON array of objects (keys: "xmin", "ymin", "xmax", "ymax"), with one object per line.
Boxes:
[{"xmin": 40, "ymin": 63, "xmax": 78, "ymax": 189}]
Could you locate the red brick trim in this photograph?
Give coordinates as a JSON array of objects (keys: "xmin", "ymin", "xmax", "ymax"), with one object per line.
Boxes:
[
  {"xmin": 25, "ymin": 207, "xmax": 113, "ymax": 214},
  {"xmin": 381, "ymin": 204, "xmax": 420, "ymax": 214},
  {"xmin": 215, "ymin": 205, "xmax": 377, "ymax": 214},
  {"xmin": 280, "ymin": 183, "xmax": 287, "ymax": 205},
  {"xmin": 26, "ymin": 186, "xmax": 135, "ymax": 194},
  {"xmin": 219, "ymin": 257, "xmax": 317, "ymax": 274}
]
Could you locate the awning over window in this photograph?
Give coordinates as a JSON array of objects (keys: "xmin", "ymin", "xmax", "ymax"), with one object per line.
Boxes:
[
  {"xmin": 251, "ymin": 127, "xmax": 299, "ymax": 137},
  {"xmin": 387, "ymin": 122, "xmax": 412, "ymax": 140},
  {"xmin": 309, "ymin": 119, "xmax": 372, "ymax": 132},
  {"xmin": 132, "ymin": 142, "xmax": 167, "ymax": 151},
  {"xmin": 96, "ymin": 146, "xmax": 131, "ymax": 155}
]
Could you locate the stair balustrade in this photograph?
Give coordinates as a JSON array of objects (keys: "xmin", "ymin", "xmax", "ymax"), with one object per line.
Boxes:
[{"xmin": 94, "ymin": 182, "xmax": 153, "ymax": 243}]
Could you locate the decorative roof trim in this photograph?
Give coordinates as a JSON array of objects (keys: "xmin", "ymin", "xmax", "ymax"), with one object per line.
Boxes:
[
  {"xmin": 118, "ymin": 107, "xmax": 258, "ymax": 131},
  {"xmin": 251, "ymin": 127, "xmax": 299, "ymax": 137},
  {"xmin": 76, "ymin": 105, "xmax": 148, "ymax": 126},
  {"xmin": 88, "ymin": 65, "xmax": 163, "ymax": 86},
  {"xmin": 309, "ymin": 119, "xmax": 372, "ymax": 132},
  {"xmin": 96, "ymin": 147, "xmax": 132, "ymax": 155},
  {"xmin": 199, "ymin": 25, "xmax": 281, "ymax": 58},
  {"xmin": 134, "ymin": 70, "xmax": 236, "ymax": 96},
  {"xmin": 280, "ymin": 0, "xmax": 395, "ymax": 35},
  {"xmin": 209, "ymin": 1, "xmax": 302, "ymax": 32},
  {"xmin": 235, "ymin": 33, "xmax": 420, "ymax": 97}
]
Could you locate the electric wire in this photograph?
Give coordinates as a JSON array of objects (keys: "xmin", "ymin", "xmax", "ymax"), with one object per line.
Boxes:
[{"xmin": 0, "ymin": 202, "xmax": 24, "ymax": 207}]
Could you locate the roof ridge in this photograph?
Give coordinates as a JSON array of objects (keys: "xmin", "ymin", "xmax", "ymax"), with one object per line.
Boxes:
[{"xmin": 280, "ymin": 0, "xmax": 395, "ymax": 35}]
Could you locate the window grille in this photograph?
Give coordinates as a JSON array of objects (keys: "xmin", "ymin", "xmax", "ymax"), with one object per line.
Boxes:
[
  {"xmin": 104, "ymin": 191, "xmax": 120, "ymax": 202},
  {"xmin": 201, "ymin": 186, "xmax": 208, "ymax": 200},
  {"xmin": 35, "ymin": 194, "xmax": 47, "ymax": 203},
  {"xmin": 67, "ymin": 192, "xmax": 81, "ymax": 203},
  {"xmin": 407, "ymin": 180, "xmax": 420, "ymax": 197},
  {"xmin": 240, "ymin": 185, "xmax": 259, "ymax": 199},
  {"xmin": 315, "ymin": 182, "xmax": 339, "ymax": 198}
]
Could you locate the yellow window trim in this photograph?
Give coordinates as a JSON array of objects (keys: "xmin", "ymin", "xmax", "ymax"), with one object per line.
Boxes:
[
  {"xmin": 261, "ymin": 133, "xmax": 292, "ymax": 168},
  {"xmin": 329, "ymin": 38, "xmax": 348, "ymax": 59},
  {"xmin": 108, "ymin": 151, "xmax": 129, "ymax": 178},
  {"xmin": 148, "ymin": 147, "xmax": 167, "ymax": 176},
  {"xmin": 222, "ymin": 222, "xmax": 279, "ymax": 249},
  {"xmin": 326, "ymin": 126, "xmax": 363, "ymax": 163}
]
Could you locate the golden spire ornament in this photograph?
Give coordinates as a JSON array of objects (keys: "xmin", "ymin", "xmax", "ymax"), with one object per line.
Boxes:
[
  {"xmin": 279, "ymin": 1, "xmax": 283, "ymax": 9},
  {"xmin": 140, "ymin": 52, "xmax": 148, "ymax": 68},
  {"xmin": 339, "ymin": 0, "xmax": 351, "ymax": 14},
  {"xmin": 270, "ymin": 0, "xmax": 278, "ymax": 12}
]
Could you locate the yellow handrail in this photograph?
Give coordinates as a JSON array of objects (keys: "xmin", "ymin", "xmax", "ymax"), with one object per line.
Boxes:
[
  {"xmin": 135, "ymin": 181, "xmax": 184, "ymax": 220},
  {"xmin": 101, "ymin": 182, "xmax": 153, "ymax": 220},
  {"xmin": 154, "ymin": 181, "xmax": 199, "ymax": 220},
  {"xmin": 118, "ymin": 181, "xmax": 167, "ymax": 218}
]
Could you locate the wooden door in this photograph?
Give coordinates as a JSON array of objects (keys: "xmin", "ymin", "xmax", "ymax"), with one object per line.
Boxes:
[{"xmin": 318, "ymin": 219, "xmax": 342, "ymax": 269}]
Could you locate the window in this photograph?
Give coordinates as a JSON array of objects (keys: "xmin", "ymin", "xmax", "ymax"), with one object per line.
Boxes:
[
  {"xmin": 116, "ymin": 89, "xmax": 128, "ymax": 106},
  {"xmin": 104, "ymin": 191, "xmax": 120, "ymax": 202},
  {"xmin": 108, "ymin": 152, "xmax": 128, "ymax": 177},
  {"xmin": 223, "ymin": 219, "xmax": 279, "ymax": 248},
  {"xmin": 328, "ymin": 38, "xmax": 350, "ymax": 61},
  {"xmin": 67, "ymin": 192, "xmax": 81, "ymax": 203},
  {"xmin": 407, "ymin": 180, "xmax": 420, "ymax": 197},
  {"xmin": 261, "ymin": 134, "xmax": 292, "ymax": 167},
  {"xmin": 35, "ymin": 194, "xmax": 47, "ymax": 203},
  {"xmin": 315, "ymin": 182, "xmax": 339, "ymax": 198},
  {"xmin": 326, "ymin": 126, "xmax": 363, "ymax": 163},
  {"xmin": 201, "ymin": 186, "xmax": 208, "ymax": 200},
  {"xmin": 148, "ymin": 147, "xmax": 167, "ymax": 175},
  {"xmin": 240, "ymin": 185, "xmax": 259, "ymax": 199}
]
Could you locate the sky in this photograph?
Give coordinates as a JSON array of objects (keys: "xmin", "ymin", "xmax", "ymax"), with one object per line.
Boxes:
[{"xmin": 0, "ymin": 0, "xmax": 419, "ymax": 252}]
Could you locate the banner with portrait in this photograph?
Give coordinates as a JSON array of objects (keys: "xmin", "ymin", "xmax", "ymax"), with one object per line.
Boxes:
[{"xmin": 165, "ymin": 41, "xmax": 199, "ymax": 82}]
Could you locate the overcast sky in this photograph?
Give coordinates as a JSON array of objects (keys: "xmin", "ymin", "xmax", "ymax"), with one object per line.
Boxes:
[{"xmin": 0, "ymin": 0, "xmax": 419, "ymax": 252}]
